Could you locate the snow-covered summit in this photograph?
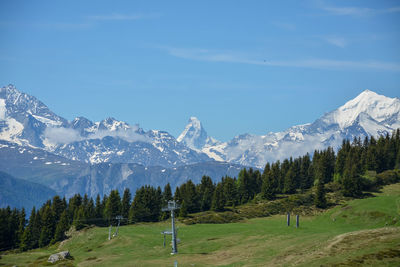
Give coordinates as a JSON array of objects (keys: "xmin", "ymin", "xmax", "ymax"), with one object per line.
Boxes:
[
  {"xmin": 0, "ymin": 84, "xmax": 67, "ymax": 127},
  {"xmin": 191, "ymin": 89, "xmax": 400, "ymax": 167},
  {"xmin": 0, "ymin": 85, "xmax": 213, "ymax": 167},
  {"xmin": 177, "ymin": 116, "xmax": 220, "ymax": 151},
  {"xmin": 322, "ymin": 90, "xmax": 400, "ymax": 129}
]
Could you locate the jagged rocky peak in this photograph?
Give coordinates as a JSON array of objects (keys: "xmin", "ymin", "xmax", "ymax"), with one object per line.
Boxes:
[
  {"xmin": 98, "ymin": 117, "xmax": 130, "ymax": 131},
  {"xmin": 177, "ymin": 116, "xmax": 221, "ymax": 151},
  {"xmin": 72, "ymin": 116, "xmax": 93, "ymax": 128},
  {"xmin": 177, "ymin": 117, "xmax": 209, "ymax": 149},
  {"xmin": 0, "ymin": 84, "xmax": 67, "ymax": 126}
]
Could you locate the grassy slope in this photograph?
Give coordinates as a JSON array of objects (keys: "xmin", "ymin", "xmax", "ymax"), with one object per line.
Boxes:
[{"xmin": 1, "ymin": 184, "xmax": 400, "ymax": 267}]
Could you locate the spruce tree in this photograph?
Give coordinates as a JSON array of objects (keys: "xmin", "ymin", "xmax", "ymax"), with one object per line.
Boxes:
[
  {"xmin": 17, "ymin": 208, "xmax": 26, "ymax": 247},
  {"xmin": 237, "ymin": 168, "xmax": 251, "ymax": 204},
  {"xmin": 73, "ymin": 206, "xmax": 86, "ymax": 230},
  {"xmin": 95, "ymin": 194, "xmax": 103, "ymax": 224},
  {"xmin": 179, "ymin": 200, "xmax": 188, "ymax": 218},
  {"xmin": 52, "ymin": 210, "xmax": 70, "ymax": 244},
  {"xmin": 211, "ymin": 183, "xmax": 225, "ymax": 211},
  {"xmin": 38, "ymin": 205, "xmax": 55, "ymax": 247},
  {"xmin": 261, "ymin": 171, "xmax": 275, "ymax": 200},
  {"xmin": 198, "ymin": 176, "xmax": 215, "ymax": 211},
  {"xmin": 20, "ymin": 207, "xmax": 36, "ymax": 251},
  {"xmin": 283, "ymin": 167, "xmax": 296, "ymax": 194},
  {"xmin": 222, "ymin": 176, "xmax": 238, "ymax": 206},
  {"xmin": 121, "ymin": 188, "xmax": 132, "ymax": 221},
  {"xmin": 104, "ymin": 190, "xmax": 122, "ymax": 224},
  {"xmin": 163, "ymin": 183, "xmax": 173, "ymax": 204},
  {"xmin": 314, "ymin": 179, "xmax": 327, "ymax": 208},
  {"xmin": 51, "ymin": 195, "xmax": 65, "ymax": 222}
]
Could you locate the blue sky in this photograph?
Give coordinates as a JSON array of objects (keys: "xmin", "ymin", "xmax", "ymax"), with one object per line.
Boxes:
[{"xmin": 0, "ymin": 0, "xmax": 399, "ymax": 141}]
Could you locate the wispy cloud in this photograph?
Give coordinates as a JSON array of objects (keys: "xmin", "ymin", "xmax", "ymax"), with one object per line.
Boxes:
[
  {"xmin": 34, "ymin": 22, "xmax": 93, "ymax": 30},
  {"xmin": 272, "ymin": 22, "xmax": 296, "ymax": 31},
  {"xmin": 44, "ymin": 124, "xmax": 151, "ymax": 145},
  {"xmin": 325, "ymin": 36, "xmax": 347, "ymax": 48},
  {"xmin": 87, "ymin": 13, "xmax": 157, "ymax": 21},
  {"xmin": 321, "ymin": 5, "xmax": 400, "ymax": 16},
  {"xmin": 162, "ymin": 47, "xmax": 400, "ymax": 72}
]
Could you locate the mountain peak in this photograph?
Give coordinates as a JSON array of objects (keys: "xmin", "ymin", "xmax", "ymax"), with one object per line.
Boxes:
[
  {"xmin": 177, "ymin": 117, "xmax": 208, "ymax": 150},
  {"xmin": 323, "ymin": 89, "xmax": 400, "ymax": 129}
]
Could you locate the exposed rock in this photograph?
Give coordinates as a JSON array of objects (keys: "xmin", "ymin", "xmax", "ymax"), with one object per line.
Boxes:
[{"xmin": 47, "ymin": 251, "xmax": 71, "ymax": 263}]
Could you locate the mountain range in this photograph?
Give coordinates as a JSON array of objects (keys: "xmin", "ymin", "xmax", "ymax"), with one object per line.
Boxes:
[
  {"xmin": 178, "ymin": 89, "xmax": 400, "ymax": 167},
  {"xmin": 0, "ymin": 84, "xmax": 399, "ymax": 208}
]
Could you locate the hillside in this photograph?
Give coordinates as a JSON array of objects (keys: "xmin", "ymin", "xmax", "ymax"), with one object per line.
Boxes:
[
  {"xmin": 0, "ymin": 171, "xmax": 56, "ymax": 211},
  {"xmin": 1, "ymin": 183, "xmax": 399, "ymax": 266}
]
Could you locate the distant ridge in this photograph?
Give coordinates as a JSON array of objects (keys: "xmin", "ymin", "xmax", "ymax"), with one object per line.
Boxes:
[{"xmin": 177, "ymin": 90, "xmax": 400, "ymax": 167}]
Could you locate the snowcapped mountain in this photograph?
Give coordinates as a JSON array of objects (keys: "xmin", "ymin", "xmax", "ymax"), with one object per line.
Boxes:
[
  {"xmin": 177, "ymin": 117, "xmax": 221, "ymax": 150},
  {"xmin": 0, "ymin": 84, "xmax": 68, "ymax": 147},
  {"xmin": 177, "ymin": 90, "xmax": 400, "ymax": 168},
  {"xmin": 1, "ymin": 84, "xmax": 399, "ymax": 170},
  {"xmin": 0, "ymin": 85, "xmax": 211, "ymax": 167}
]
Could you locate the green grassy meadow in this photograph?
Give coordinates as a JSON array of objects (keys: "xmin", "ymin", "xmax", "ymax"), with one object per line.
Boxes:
[{"xmin": 1, "ymin": 183, "xmax": 400, "ymax": 266}]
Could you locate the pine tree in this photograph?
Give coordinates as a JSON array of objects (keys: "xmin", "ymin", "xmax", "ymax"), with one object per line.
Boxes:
[
  {"xmin": 52, "ymin": 210, "xmax": 70, "ymax": 244},
  {"xmin": 95, "ymin": 194, "xmax": 104, "ymax": 225},
  {"xmin": 342, "ymin": 147, "xmax": 363, "ymax": 197},
  {"xmin": 163, "ymin": 183, "xmax": 173, "ymax": 204},
  {"xmin": 160, "ymin": 183, "xmax": 173, "ymax": 220},
  {"xmin": 180, "ymin": 180, "xmax": 199, "ymax": 213},
  {"xmin": 51, "ymin": 195, "xmax": 65, "ymax": 222},
  {"xmin": 314, "ymin": 179, "xmax": 327, "ymax": 208},
  {"xmin": 222, "ymin": 176, "xmax": 238, "ymax": 206},
  {"xmin": 283, "ymin": 167, "xmax": 296, "ymax": 194},
  {"xmin": 104, "ymin": 190, "xmax": 122, "ymax": 224},
  {"xmin": 271, "ymin": 161, "xmax": 281, "ymax": 193},
  {"xmin": 179, "ymin": 200, "xmax": 188, "ymax": 218},
  {"xmin": 17, "ymin": 208, "xmax": 26, "ymax": 247},
  {"xmin": 198, "ymin": 176, "xmax": 215, "ymax": 211},
  {"xmin": 73, "ymin": 206, "xmax": 86, "ymax": 230},
  {"xmin": 261, "ymin": 171, "xmax": 275, "ymax": 200},
  {"xmin": 129, "ymin": 186, "xmax": 161, "ymax": 222},
  {"xmin": 38, "ymin": 205, "xmax": 55, "ymax": 247},
  {"xmin": 300, "ymin": 154, "xmax": 312, "ymax": 190},
  {"xmin": 174, "ymin": 187, "xmax": 182, "ymax": 203},
  {"xmin": 237, "ymin": 168, "xmax": 251, "ymax": 204},
  {"xmin": 211, "ymin": 183, "xmax": 225, "ymax": 211},
  {"xmin": 20, "ymin": 207, "xmax": 36, "ymax": 251},
  {"xmin": 121, "ymin": 188, "xmax": 132, "ymax": 221}
]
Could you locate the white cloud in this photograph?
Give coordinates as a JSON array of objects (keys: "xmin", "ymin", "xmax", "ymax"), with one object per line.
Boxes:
[
  {"xmin": 44, "ymin": 125, "xmax": 151, "ymax": 145},
  {"xmin": 87, "ymin": 13, "xmax": 156, "ymax": 21},
  {"xmin": 325, "ymin": 36, "xmax": 347, "ymax": 48},
  {"xmin": 272, "ymin": 22, "xmax": 296, "ymax": 31},
  {"xmin": 163, "ymin": 46, "xmax": 400, "ymax": 72},
  {"xmin": 89, "ymin": 127, "xmax": 151, "ymax": 143},
  {"xmin": 321, "ymin": 5, "xmax": 400, "ymax": 16},
  {"xmin": 44, "ymin": 127, "xmax": 84, "ymax": 145}
]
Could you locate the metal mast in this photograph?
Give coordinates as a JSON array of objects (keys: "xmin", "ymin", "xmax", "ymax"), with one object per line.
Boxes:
[{"xmin": 161, "ymin": 200, "xmax": 180, "ymax": 254}]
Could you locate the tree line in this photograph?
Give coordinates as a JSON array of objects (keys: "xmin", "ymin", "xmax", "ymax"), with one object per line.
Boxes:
[{"xmin": 1, "ymin": 129, "xmax": 399, "ymax": 251}]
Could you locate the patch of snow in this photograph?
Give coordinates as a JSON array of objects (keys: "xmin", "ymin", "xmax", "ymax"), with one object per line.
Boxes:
[
  {"xmin": 0, "ymin": 99, "xmax": 6, "ymax": 120},
  {"xmin": 32, "ymin": 114, "xmax": 62, "ymax": 126},
  {"xmin": 0, "ymin": 118, "xmax": 24, "ymax": 144},
  {"xmin": 121, "ymin": 165, "xmax": 133, "ymax": 181}
]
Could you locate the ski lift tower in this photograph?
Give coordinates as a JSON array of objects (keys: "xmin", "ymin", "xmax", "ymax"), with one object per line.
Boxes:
[{"xmin": 162, "ymin": 200, "xmax": 180, "ymax": 254}]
